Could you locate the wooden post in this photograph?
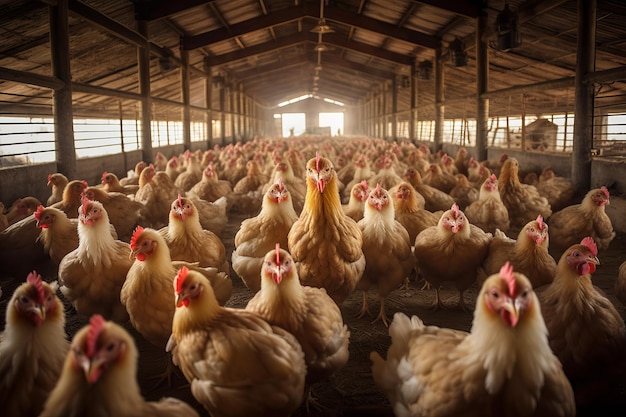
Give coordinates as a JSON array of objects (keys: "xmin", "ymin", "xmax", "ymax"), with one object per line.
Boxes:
[
  {"xmin": 476, "ymin": 11, "xmax": 489, "ymax": 162},
  {"xmin": 204, "ymin": 58, "xmax": 213, "ymax": 147},
  {"xmin": 434, "ymin": 47, "xmax": 444, "ymax": 151},
  {"xmin": 391, "ymin": 76, "xmax": 398, "ymax": 141},
  {"xmin": 180, "ymin": 48, "xmax": 191, "ymax": 149},
  {"xmin": 137, "ymin": 20, "xmax": 153, "ymax": 162},
  {"xmin": 49, "ymin": 0, "xmax": 76, "ymax": 179},
  {"xmin": 572, "ymin": 0, "xmax": 596, "ymax": 194},
  {"xmin": 409, "ymin": 61, "xmax": 417, "ymax": 143},
  {"xmin": 219, "ymin": 83, "xmax": 226, "ymax": 146}
]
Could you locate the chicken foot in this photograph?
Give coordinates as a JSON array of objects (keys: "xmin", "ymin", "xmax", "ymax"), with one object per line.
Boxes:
[
  {"xmin": 356, "ymin": 290, "xmax": 373, "ymax": 319},
  {"xmin": 371, "ymin": 296, "xmax": 390, "ymax": 327}
]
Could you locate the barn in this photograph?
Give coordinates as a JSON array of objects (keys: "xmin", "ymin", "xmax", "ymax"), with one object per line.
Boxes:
[{"xmin": 0, "ymin": 0, "xmax": 625, "ymax": 416}]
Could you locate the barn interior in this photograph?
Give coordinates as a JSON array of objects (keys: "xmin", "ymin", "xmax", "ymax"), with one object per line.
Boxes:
[{"xmin": 1, "ymin": 0, "xmax": 626, "ymax": 416}]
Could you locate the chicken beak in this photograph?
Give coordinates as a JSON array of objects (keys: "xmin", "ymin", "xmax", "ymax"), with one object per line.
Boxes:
[
  {"xmin": 501, "ymin": 298, "xmax": 519, "ymax": 327},
  {"xmin": 175, "ymin": 292, "xmax": 190, "ymax": 308},
  {"xmin": 315, "ymin": 172, "xmax": 326, "ymax": 194},
  {"xmin": 84, "ymin": 356, "xmax": 106, "ymax": 384}
]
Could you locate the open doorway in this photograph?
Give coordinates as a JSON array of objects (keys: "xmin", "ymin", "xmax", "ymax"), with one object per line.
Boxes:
[
  {"xmin": 280, "ymin": 113, "xmax": 306, "ymax": 137},
  {"xmin": 319, "ymin": 112, "xmax": 344, "ymax": 136}
]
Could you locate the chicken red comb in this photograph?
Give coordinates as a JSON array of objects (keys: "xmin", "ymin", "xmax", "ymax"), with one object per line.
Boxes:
[
  {"xmin": 130, "ymin": 225, "xmax": 144, "ymax": 250},
  {"xmin": 360, "ymin": 180, "xmax": 368, "ymax": 190},
  {"xmin": 276, "ymin": 243, "xmax": 281, "ymax": 265},
  {"xmin": 80, "ymin": 196, "xmax": 91, "ymax": 216},
  {"xmin": 276, "ymin": 177, "xmax": 284, "ymax": 190},
  {"xmin": 175, "ymin": 266, "xmax": 189, "ymax": 295},
  {"xmin": 34, "ymin": 205, "xmax": 45, "ymax": 222},
  {"xmin": 101, "ymin": 171, "xmax": 108, "ymax": 181},
  {"xmin": 177, "ymin": 194, "xmax": 183, "ymax": 208},
  {"xmin": 490, "ymin": 174, "xmax": 497, "ymax": 181},
  {"xmin": 580, "ymin": 237, "xmax": 598, "ymax": 256},
  {"xmin": 375, "ymin": 183, "xmax": 382, "ymax": 196},
  {"xmin": 47, "ymin": 173, "xmax": 52, "ymax": 182},
  {"xmin": 499, "ymin": 262, "xmax": 517, "ymax": 297},
  {"xmin": 86, "ymin": 315, "xmax": 105, "ymax": 359},
  {"xmin": 451, "ymin": 203, "xmax": 460, "ymax": 218},
  {"xmin": 600, "ymin": 186, "xmax": 609, "ymax": 199},
  {"xmin": 315, "ymin": 151, "xmax": 321, "ymax": 172},
  {"xmin": 26, "ymin": 270, "xmax": 45, "ymax": 304},
  {"xmin": 536, "ymin": 215, "xmax": 544, "ymax": 230}
]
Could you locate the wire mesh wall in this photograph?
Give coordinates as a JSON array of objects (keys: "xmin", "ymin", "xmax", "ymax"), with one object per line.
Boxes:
[{"xmin": 593, "ymin": 80, "xmax": 626, "ymax": 158}]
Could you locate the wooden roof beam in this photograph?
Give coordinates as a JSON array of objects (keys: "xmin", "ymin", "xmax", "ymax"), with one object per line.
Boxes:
[{"xmin": 134, "ymin": 0, "xmax": 216, "ymax": 21}]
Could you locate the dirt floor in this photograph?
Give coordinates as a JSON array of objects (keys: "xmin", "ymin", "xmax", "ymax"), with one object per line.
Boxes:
[{"xmin": 1, "ymin": 212, "xmax": 625, "ymax": 416}]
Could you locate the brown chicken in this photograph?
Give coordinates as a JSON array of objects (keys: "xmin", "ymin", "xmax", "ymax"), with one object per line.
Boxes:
[
  {"xmin": 100, "ymin": 171, "xmax": 139, "ymax": 195},
  {"xmin": 535, "ymin": 167, "xmax": 575, "ymax": 212},
  {"xmin": 187, "ymin": 163, "xmax": 233, "ymax": 203},
  {"xmin": 50, "ymin": 179, "xmax": 89, "ymax": 218},
  {"xmin": 371, "ymin": 262, "xmax": 575, "ymax": 417},
  {"xmin": 5, "ymin": 196, "xmax": 42, "ymax": 225},
  {"xmin": 480, "ymin": 215, "xmax": 557, "ymax": 289},
  {"xmin": 288, "ymin": 153, "xmax": 366, "ymax": 305},
  {"xmin": 449, "ymin": 173, "xmax": 478, "ymax": 210},
  {"xmin": 158, "ymin": 195, "xmax": 229, "ymax": 272},
  {"xmin": 34, "ymin": 205, "xmax": 79, "ymax": 265},
  {"xmin": 357, "ymin": 184, "xmax": 415, "ymax": 326},
  {"xmin": 368, "ymin": 156, "xmax": 405, "ymax": 191},
  {"xmin": 536, "ymin": 237, "xmax": 626, "ymax": 411},
  {"xmin": 58, "ymin": 197, "xmax": 132, "ymax": 322},
  {"xmin": 174, "ymin": 150, "xmax": 203, "ymax": 192},
  {"xmin": 405, "ymin": 167, "xmax": 454, "ymax": 212},
  {"xmin": 547, "ymin": 186, "xmax": 616, "ymax": 253},
  {"xmin": 187, "ymin": 195, "xmax": 229, "ymax": 237},
  {"xmin": 422, "ymin": 163, "xmax": 456, "ymax": 194},
  {"xmin": 616, "ymin": 260, "xmax": 626, "ymax": 307},
  {"xmin": 342, "ymin": 180, "xmax": 369, "ymax": 222},
  {"xmin": 135, "ymin": 164, "xmax": 181, "ymax": 229},
  {"xmin": 389, "ymin": 181, "xmax": 438, "ymax": 245},
  {"xmin": 467, "ymin": 157, "xmax": 491, "ymax": 188},
  {"xmin": 465, "ymin": 174, "xmax": 510, "ymax": 235},
  {"xmin": 263, "ymin": 159, "xmax": 306, "ymax": 213},
  {"xmin": 498, "ymin": 157, "xmax": 552, "ymax": 236},
  {"xmin": 168, "ymin": 266, "xmax": 306, "ymax": 417},
  {"xmin": 0, "ymin": 271, "xmax": 69, "ymax": 417},
  {"xmin": 246, "ymin": 245, "xmax": 350, "ymax": 405},
  {"xmin": 46, "ymin": 173, "xmax": 68, "ymax": 206},
  {"xmin": 343, "ymin": 153, "xmax": 374, "ymax": 200},
  {"xmin": 232, "ymin": 178, "xmax": 298, "ymax": 293},
  {"xmin": 83, "ymin": 185, "xmax": 145, "ymax": 242},
  {"xmin": 153, "ymin": 150, "xmax": 169, "ymax": 172},
  {"xmin": 123, "ymin": 226, "xmax": 232, "ymax": 350},
  {"xmin": 40, "ymin": 314, "xmax": 199, "ymax": 417},
  {"xmin": 233, "ymin": 159, "xmax": 269, "ymax": 194},
  {"xmin": 119, "ymin": 160, "xmax": 146, "ymax": 186},
  {"xmin": 414, "ymin": 203, "xmax": 492, "ymax": 310},
  {"xmin": 165, "ymin": 155, "xmax": 181, "ymax": 182}
]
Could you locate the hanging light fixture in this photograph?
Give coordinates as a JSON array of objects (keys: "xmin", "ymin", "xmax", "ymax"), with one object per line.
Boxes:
[
  {"xmin": 417, "ymin": 60, "xmax": 433, "ymax": 80},
  {"xmin": 495, "ymin": 3, "xmax": 522, "ymax": 51},
  {"xmin": 310, "ymin": 0, "xmax": 334, "ymax": 34},
  {"xmin": 449, "ymin": 37, "xmax": 467, "ymax": 67}
]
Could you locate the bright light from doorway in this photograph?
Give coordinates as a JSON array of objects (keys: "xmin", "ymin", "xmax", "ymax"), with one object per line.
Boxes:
[
  {"xmin": 281, "ymin": 113, "xmax": 306, "ymax": 137},
  {"xmin": 319, "ymin": 112, "xmax": 344, "ymax": 136}
]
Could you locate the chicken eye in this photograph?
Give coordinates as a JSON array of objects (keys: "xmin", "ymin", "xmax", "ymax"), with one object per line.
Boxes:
[
  {"xmin": 490, "ymin": 290, "xmax": 499, "ymax": 298},
  {"xmin": 529, "ymin": 227, "xmax": 535, "ymax": 233},
  {"xmin": 106, "ymin": 343, "xmax": 116, "ymax": 352},
  {"xmin": 47, "ymin": 295, "xmax": 53, "ymax": 302},
  {"xmin": 20, "ymin": 296, "xmax": 29, "ymax": 303}
]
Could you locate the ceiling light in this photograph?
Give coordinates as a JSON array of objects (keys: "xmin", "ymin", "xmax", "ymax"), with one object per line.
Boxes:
[
  {"xmin": 310, "ymin": 18, "xmax": 334, "ymax": 34},
  {"xmin": 314, "ymin": 43, "xmax": 329, "ymax": 52}
]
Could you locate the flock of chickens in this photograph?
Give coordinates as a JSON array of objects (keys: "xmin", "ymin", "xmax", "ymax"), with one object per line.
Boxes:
[{"xmin": 0, "ymin": 135, "xmax": 625, "ymax": 417}]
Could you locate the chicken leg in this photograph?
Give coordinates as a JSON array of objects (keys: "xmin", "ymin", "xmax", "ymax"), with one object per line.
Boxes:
[
  {"xmin": 356, "ymin": 290, "xmax": 373, "ymax": 319},
  {"xmin": 372, "ymin": 296, "xmax": 391, "ymax": 327}
]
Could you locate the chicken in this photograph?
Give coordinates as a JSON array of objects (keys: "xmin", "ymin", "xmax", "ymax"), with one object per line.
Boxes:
[
  {"xmin": 536, "ymin": 237, "xmax": 626, "ymax": 411},
  {"xmin": 246, "ymin": 245, "xmax": 350, "ymax": 404},
  {"xmin": 414, "ymin": 203, "xmax": 492, "ymax": 310},
  {"xmin": 175, "ymin": 150, "xmax": 203, "ymax": 192},
  {"xmin": 165, "ymin": 155, "xmax": 181, "ymax": 182},
  {"xmin": 135, "ymin": 164, "xmax": 181, "ymax": 229},
  {"xmin": 405, "ymin": 167, "xmax": 454, "ymax": 212},
  {"xmin": 83, "ymin": 185, "xmax": 145, "ymax": 242},
  {"xmin": 368, "ymin": 156, "xmax": 405, "ymax": 191},
  {"xmin": 187, "ymin": 195, "xmax": 229, "ymax": 237},
  {"xmin": 100, "ymin": 171, "xmax": 139, "ymax": 195},
  {"xmin": 153, "ymin": 150, "xmax": 169, "ymax": 171},
  {"xmin": 58, "ymin": 197, "xmax": 132, "ymax": 322},
  {"xmin": 187, "ymin": 163, "xmax": 233, "ymax": 203},
  {"xmin": 233, "ymin": 159, "xmax": 269, "ymax": 194},
  {"xmin": 616, "ymin": 260, "xmax": 626, "ymax": 307},
  {"xmin": 389, "ymin": 181, "xmax": 438, "ymax": 245},
  {"xmin": 465, "ymin": 174, "xmax": 510, "ymax": 235},
  {"xmin": 158, "ymin": 195, "xmax": 229, "ymax": 272},
  {"xmin": 50, "ymin": 179, "xmax": 89, "ymax": 218},
  {"xmin": 0, "ymin": 271, "xmax": 68, "ymax": 417},
  {"xmin": 422, "ymin": 163, "xmax": 456, "ymax": 193},
  {"xmin": 5, "ymin": 196, "xmax": 42, "ymax": 225},
  {"xmin": 547, "ymin": 186, "xmax": 615, "ymax": 253},
  {"xmin": 46, "ymin": 173, "xmax": 68, "ymax": 206},
  {"xmin": 467, "ymin": 157, "xmax": 491, "ymax": 188},
  {"xmin": 40, "ymin": 314, "xmax": 200, "ymax": 417},
  {"xmin": 480, "ymin": 215, "xmax": 557, "ymax": 289},
  {"xmin": 342, "ymin": 180, "xmax": 369, "ymax": 222},
  {"xmin": 288, "ymin": 153, "xmax": 366, "ymax": 305},
  {"xmin": 123, "ymin": 226, "xmax": 232, "ymax": 350},
  {"xmin": 535, "ymin": 167, "xmax": 575, "ymax": 212},
  {"xmin": 168, "ymin": 266, "xmax": 306, "ymax": 417},
  {"xmin": 232, "ymin": 178, "xmax": 298, "ymax": 293},
  {"xmin": 453, "ymin": 147, "xmax": 469, "ymax": 176},
  {"xmin": 370, "ymin": 262, "xmax": 576, "ymax": 417},
  {"xmin": 357, "ymin": 184, "xmax": 415, "ymax": 326},
  {"xmin": 263, "ymin": 159, "xmax": 306, "ymax": 213},
  {"xmin": 0, "ymin": 203, "xmax": 7, "ymax": 232},
  {"xmin": 119, "ymin": 160, "xmax": 146, "ymax": 186},
  {"xmin": 449, "ymin": 173, "xmax": 478, "ymax": 210},
  {"xmin": 34, "ymin": 205, "xmax": 79, "ymax": 265},
  {"xmin": 498, "ymin": 157, "xmax": 552, "ymax": 236},
  {"xmin": 343, "ymin": 153, "xmax": 374, "ymax": 200}
]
